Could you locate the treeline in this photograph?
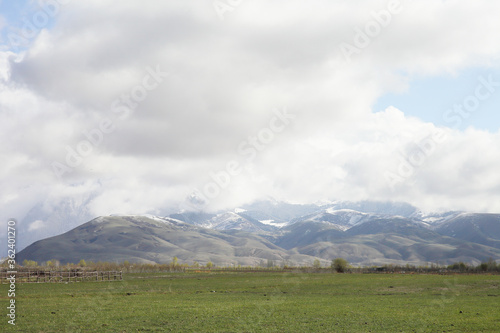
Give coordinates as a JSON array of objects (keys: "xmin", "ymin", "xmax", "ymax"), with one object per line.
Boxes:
[
  {"xmin": 353, "ymin": 259, "xmax": 500, "ymax": 274},
  {"xmin": 4, "ymin": 257, "xmax": 348, "ymax": 273},
  {"xmin": 15, "ymin": 257, "xmax": 190, "ymax": 273},
  {"xmin": 2, "ymin": 257, "xmax": 499, "ymax": 274}
]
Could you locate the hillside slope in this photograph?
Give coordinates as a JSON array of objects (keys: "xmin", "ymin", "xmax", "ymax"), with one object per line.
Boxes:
[
  {"xmin": 18, "ymin": 212, "xmax": 500, "ymax": 267},
  {"xmin": 17, "ymin": 216, "xmax": 316, "ymax": 266}
]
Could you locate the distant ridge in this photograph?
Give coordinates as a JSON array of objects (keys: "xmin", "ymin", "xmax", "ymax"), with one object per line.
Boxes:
[{"xmin": 18, "ymin": 201, "xmax": 500, "ymax": 267}]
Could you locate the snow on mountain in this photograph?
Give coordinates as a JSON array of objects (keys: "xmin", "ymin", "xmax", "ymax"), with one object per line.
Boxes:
[
  {"xmin": 175, "ymin": 200, "xmax": 434, "ymax": 233},
  {"xmin": 324, "ymin": 208, "xmax": 372, "ymax": 226},
  {"xmin": 142, "ymin": 214, "xmax": 189, "ymax": 226},
  {"xmin": 323, "ymin": 200, "xmax": 420, "ymax": 218},
  {"xmin": 259, "ymin": 219, "xmax": 289, "ymax": 228},
  {"xmin": 297, "ymin": 208, "xmax": 377, "ymax": 230},
  {"xmin": 240, "ymin": 199, "xmax": 321, "ymax": 223},
  {"xmin": 414, "ymin": 211, "xmax": 464, "ymax": 227},
  {"xmin": 96, "ymin": 215, "xmax": 196, "ymax": 233},
  {"xmin": 203, "ymin": 212, "xmax": 273, "ymax": 232}
]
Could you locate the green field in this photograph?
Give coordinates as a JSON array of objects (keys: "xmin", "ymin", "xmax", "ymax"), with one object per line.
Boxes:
[{"xmin": 1, "ymin": 272, "xmax": 499, "ymax": 332}]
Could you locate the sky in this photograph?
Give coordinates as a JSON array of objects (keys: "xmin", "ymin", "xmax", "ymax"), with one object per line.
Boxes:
[{"xmin": 2, "ymin": 0, "xmax": 500, "ymax": 241}]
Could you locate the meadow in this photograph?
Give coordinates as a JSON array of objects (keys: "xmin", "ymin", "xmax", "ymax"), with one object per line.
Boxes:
[{"xmin": 1, "ymin": 272, "xmax": 499, "ymax": 332}]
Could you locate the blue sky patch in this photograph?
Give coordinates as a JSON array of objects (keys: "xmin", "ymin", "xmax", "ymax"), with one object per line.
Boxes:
[
  {"xmin": 0, "ymin": 0, "xmax": 58, "ymax": 52},
  {"xmin": 373, "ymin": 67, "xmax": 500, "ymax": 132}
]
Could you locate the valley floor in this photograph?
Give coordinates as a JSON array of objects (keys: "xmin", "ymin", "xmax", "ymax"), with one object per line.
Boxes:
[{"xmin": 1, "ymin": 272, "xmax": 499, "ymax": 332}]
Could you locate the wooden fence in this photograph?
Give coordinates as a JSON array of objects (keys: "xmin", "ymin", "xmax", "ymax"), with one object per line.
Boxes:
[{"xmin": 0, "ymin": 270, "xmax": 122, "ymax": 283}]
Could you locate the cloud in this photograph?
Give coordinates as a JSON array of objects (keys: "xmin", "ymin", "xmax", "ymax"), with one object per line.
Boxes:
[
  {"xmin": 28, "ymin": 220, "xmax": 45, "ymax": 231},
  {"xmin": 1, "ymin": 0, "xmax": 500, "ymax": 245}
]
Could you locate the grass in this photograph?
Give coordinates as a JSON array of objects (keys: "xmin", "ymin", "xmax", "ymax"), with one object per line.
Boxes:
[{"xmin": 1, "ymin": 272, "xmax": 499, "ymax": 332}]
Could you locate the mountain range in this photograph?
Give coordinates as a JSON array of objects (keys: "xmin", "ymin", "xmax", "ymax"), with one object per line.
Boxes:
[{"xmin": 17, "ymin": 200, "xmax": 500, "ymax": 267}]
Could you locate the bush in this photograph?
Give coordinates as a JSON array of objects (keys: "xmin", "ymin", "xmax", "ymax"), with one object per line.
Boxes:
[
  {"xmin": 23, "ymin": 260, "xmax": 38, "ymax": 267},
  {"xmin": 331, "ymin": 258, "xmax": 349, "ymax": 273}
]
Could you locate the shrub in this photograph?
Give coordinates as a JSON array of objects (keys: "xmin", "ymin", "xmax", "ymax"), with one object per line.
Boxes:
[{"xmin": 331, "ymin": 258, "xmax": 349, "ymax": 273}]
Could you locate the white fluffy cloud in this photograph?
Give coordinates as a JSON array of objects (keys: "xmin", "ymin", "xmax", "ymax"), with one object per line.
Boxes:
[
  {"xmin": 2, "ymin": 0, "xmax": 500, "ymax": 238},
  {"xmin": 28, "ymin": 220, "xmax": 45, "ymax": 232}
]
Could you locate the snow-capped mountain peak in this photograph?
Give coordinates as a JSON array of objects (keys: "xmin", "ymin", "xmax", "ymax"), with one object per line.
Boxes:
[{"xmin": 301, "ymin": 208, "xmax": 374, "ymax": 230}]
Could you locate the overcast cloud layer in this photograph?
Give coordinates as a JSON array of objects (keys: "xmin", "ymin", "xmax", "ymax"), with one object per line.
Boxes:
[{"xmin": 2, "ymin": 0, "xmax": 500, "ymax": 241}]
